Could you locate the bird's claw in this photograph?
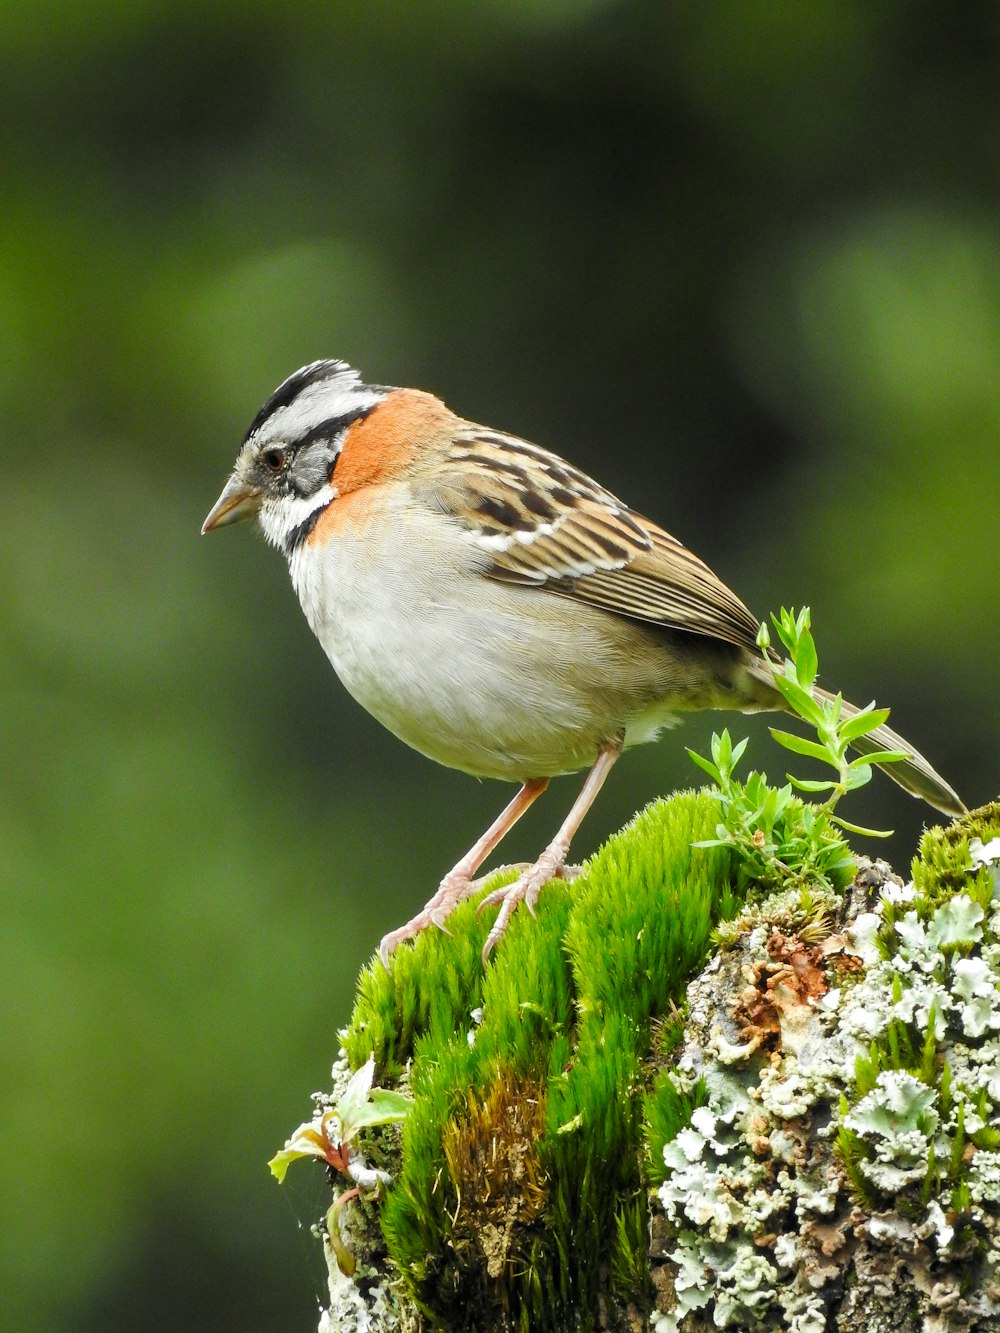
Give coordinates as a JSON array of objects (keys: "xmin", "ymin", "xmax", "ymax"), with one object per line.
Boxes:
[
  {"xmin": 379, "ymin": 858, "xmax": 581, "ymax": 968},
  {"xmin": 377, "ymin": 873, "xmax": 473, "ymax": 968},
  {"xmin": 478, "ymin": 848, "xmax": 572, "ymax": 961}
]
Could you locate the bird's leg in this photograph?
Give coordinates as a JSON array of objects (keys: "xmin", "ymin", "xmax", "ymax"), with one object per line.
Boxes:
[
  {"xmin": 378, "ymin": 777, "xmax": 549, "ymax": 967},
  {"xmin": 478, "ymin": 738, "xmax": 623, "ymax": 961}
]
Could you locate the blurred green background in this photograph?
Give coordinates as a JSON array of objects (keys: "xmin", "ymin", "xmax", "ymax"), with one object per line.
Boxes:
[{"xmin": 3, "ymin": 2, "xmax": 998, "ymax": 1328}]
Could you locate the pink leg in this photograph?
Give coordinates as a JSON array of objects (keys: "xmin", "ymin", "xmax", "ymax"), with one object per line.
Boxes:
[
  {"xmin": 378, "ymin": 777, "xmax": 549, "ymax": 967},
  {"xmin": 479, "ymin": 739, "xmax": 623, "ymax": 961}
]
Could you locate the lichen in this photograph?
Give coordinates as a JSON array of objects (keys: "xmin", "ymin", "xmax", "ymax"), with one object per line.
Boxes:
[{"xmin": 649, "ymin": 806, "xmax": 1000, "ymax": 1331}]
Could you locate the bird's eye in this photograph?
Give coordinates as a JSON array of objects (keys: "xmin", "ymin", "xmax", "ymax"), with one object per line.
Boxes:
[{"xmin": 261, "ymin": 447, "xmax": 286, "ymax": 474}]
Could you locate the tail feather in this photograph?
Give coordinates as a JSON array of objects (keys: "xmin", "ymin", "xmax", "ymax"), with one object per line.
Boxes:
[{"xmin": 812, "ymin": 685, "xmax": 965, "ymax": 818}]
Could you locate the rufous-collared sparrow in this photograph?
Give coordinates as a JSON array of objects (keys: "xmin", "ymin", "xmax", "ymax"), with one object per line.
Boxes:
[{"xmin": 203, "ymin": 360, "xmax": 964, "ymax": 965}]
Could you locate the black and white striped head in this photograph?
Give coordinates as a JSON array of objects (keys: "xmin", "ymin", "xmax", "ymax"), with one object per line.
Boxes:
[{"xmin": 201, "ymin": 360, "xmax": 389, "ymax": 551}]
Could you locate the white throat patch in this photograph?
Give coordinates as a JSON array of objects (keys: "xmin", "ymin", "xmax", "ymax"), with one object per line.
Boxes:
[{"xmin": 258, "ymin": 484, "xmax": 337, "ymax": 552}]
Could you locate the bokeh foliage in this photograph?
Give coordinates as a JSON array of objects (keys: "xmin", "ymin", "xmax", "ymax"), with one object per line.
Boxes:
[{"xmin": 2, "ymin": 3, "xmax": 998, "ymax": 1329}]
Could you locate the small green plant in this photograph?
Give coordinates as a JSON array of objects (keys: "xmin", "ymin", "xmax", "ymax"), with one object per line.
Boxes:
[
  {"xmin": 759, "ymin": 607, "xmax": 908, "ymax": 832},
  {"xmin": 269, "ymin": 1057, "xmax": 412, "ymax": 1274},
  {"xmin": 689, "ymin": 607, "xmax": 906, "ymax": 892}
]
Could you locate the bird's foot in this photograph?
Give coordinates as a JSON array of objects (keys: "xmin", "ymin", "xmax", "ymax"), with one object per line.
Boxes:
[
  {"xmin": 477, "ymin": 846, "xmax": 576, "ymax": 960},
  {"xmin": 378, "ymin": 868, "xmax": 480, "ymax": 968},
  {"xmin": 378, "ymin": 860, "xmax": 583, "ymax": 969}
]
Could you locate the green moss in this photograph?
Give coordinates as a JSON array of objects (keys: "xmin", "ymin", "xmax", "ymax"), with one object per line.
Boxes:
[
  {"xmin": 835, "ymin": 1114, "xmax": 879, "ymax": 1211},
  {"xmin": 341, "ymin": 788, "xmax": 740, "ymax": 1330},
  {"xmin": 610, "ymin": 1194, "xmax": 653, "ymax": 1309},
  {"xmin": 566, "ymin": 794, "xmax": 739, "ymax": 1038},
  {"xmin": 341, "ymin": 886, "xmax": 496, "ymax": 1078},
  {"xmin": 713, "ymin": 880, "xmax": 841, "ymax": 952},
  {"xmin": 650, "ymin": 1007, "xmax": 688, "ymax": 1060},
  {"xmin": 908, "ymin": 800, "xmax": 1000, "ymax": 917},
  {"xmin": 645, "ymin": 1073, "xmax": 709, "ymax": 1187}
]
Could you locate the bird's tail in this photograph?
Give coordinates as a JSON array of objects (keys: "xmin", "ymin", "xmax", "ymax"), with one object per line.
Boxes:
[{"xmin": 811, "ymin": 684, "xmax": 965, "ymax": 818}]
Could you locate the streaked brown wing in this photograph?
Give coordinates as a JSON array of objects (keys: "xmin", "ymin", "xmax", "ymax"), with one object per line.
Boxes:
[
  {"xmin": 566, "ymin": 527, "xmax": 762, "ymax": 650},
  {"xmin": 426, "ymin": 426, "xmax": 762, "ymax": 654}
]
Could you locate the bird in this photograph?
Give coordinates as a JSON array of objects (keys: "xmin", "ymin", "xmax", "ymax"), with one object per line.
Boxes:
[{"xmin": 202, "ymin": 359, "xmax": 965, "ymax": 966}]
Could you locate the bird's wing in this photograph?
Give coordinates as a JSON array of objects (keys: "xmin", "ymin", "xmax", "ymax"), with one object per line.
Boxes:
[{"xmin": 421, "ymin": 426, "xmax": 762, "ymax": 653}]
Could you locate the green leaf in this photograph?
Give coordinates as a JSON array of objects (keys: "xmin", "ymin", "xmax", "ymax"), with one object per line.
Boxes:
[
  {"xmin": 847, "ymin": 748, "xmax": 908, "ymax": 768},
  {"xmin": 769, "ymin": 728, "xmax": 836, "ymax": 765},
  {"xmin": 346, "ymin": 1087, "xmax": 413, "ymax": 1135},
  {"xmin": 770, "ymin": 675, "xmax": 826, "ymax": 727},
  {"xmin": 839, "ymin": 706, "xmax": 890, "ymax": 743},
  {"xmin": 712, "ymin": 728, "xmax": 736, "ymax": 772},
  {"xmin": 337, "ymin": 1057, "xmax": 376, "ymax": 1128},
  {"xmin": 771, "ymin": 606, "xmax": 811, "ymax": 656},
  {"xmin": 326, "ymin": 1195, "xmax": 359, "ymax": 1277},
  {"xmin": 771, "ymin": 610, "xmax": 792, "ymax": 653},
  {"xmin": 795, "ymin": 629, "xmax": 818, "ymax": 689},
  {"xmin": 831, "ymin": 815, "xmax": 894, "ymax": 838},
  {"xmin": 268, "ymin": 1149, "xmax": 299, "ymax": 1183},
  {"xmin": 335, "ymin": 1058, "xmax": 412, "ymax": 1140},
  {"xmin": 787, "ymin": 776, "xmax": 839, "ymax": 793},
  {"xmin": 268, "ymin": 1121, "xmax": 330, "ymax": 1181},
  {"xmin": 687, "ymin": 749, "xmax": 720, "ymax": 783}
]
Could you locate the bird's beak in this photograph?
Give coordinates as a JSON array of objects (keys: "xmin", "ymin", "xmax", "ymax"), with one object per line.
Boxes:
[{"xmin": 201, "ymin": 475, "xmax": 264, "ymax": 534}]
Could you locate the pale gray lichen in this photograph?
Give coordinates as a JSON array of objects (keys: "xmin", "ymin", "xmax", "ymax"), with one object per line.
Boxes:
[
  {"xmin": 843, "ymin": 1071, "xmax": 939, "ymax": 1192},
  {"xmin": 651, "ymin": 845, "xmax": 1000, "ymax": 1331},
  {"xmin": 320, "ymin": 1256, "xmax": 402, "ymax": 1333},
  {"xmin": 835, "ymin": 874, "xmax": 1000, "ymax": 1223},
  {"xmin": 968, "ymin": 1149, "xmax": 1000, "ymax": 1206}
]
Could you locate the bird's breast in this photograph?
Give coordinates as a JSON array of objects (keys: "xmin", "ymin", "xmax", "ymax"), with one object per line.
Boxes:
[{"xmin": 285, "ymin": 495, "xmax": 749, "ymax": 780}]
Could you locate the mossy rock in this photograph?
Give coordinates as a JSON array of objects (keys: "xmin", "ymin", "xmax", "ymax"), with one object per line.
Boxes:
[{"xmin": 301, "ymin": 795, "xmax": 1000, "ymax": 1332}]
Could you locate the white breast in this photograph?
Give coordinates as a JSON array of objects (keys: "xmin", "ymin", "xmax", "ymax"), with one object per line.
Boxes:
[{"xmin": 285, "ymin": 494, "xmax": 689, "ymax": 781}]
